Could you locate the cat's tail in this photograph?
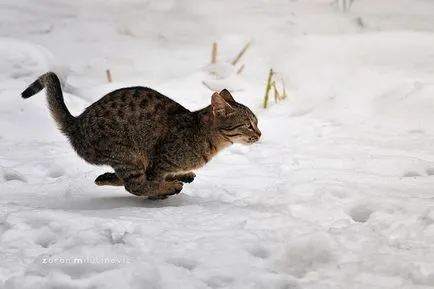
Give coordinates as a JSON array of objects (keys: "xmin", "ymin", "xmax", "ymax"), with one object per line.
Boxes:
[{"xmin": 21, "ymin": 72, "xmax": 76, "ymax": 134}]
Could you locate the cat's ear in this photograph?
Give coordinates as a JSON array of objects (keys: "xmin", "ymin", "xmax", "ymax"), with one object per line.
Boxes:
[
  {"xmin": 211, "ymin": 92, "xmax": 234, "ymax": 117},
  {"xmin": 219, "ymin": 89, "xmax": 235, "ymax": 103}
]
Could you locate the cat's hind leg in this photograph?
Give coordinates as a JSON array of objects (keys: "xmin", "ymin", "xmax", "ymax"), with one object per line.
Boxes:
[
  {"xmin": 104, "ymin": 152, "xmax": 183, "ymax": 199},
  {"xmin": 95, "ymin": 172, "xmax": 124, "ymax": 186},
  {"xmin": 113, "ymin": 164, "xmax": 183, "ymax": 198},
  {"xmin": 119, "ymin": 172, "xmax": 183, "ymax": 199},
  {"xmin": 165, "ymin": 172, "xmax": 196, "ymax": 183}
]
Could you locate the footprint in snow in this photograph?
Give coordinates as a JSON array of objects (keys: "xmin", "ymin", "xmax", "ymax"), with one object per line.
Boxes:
[
  {"xmin": 271, "ymin": 233, "xmax": 334, "ymax": 278},
  {"xmin": 104, "ymin": 227, "xmax": 128, "ymax": 245},
  {"xmin": 166, "ymin": 257, "xmax": 199, "ymax": 271},
  {"xmin": 247, "ymin": 245, "xmax": 270, "ymax": 259},
  {"xmin": 347, "ymin": 204, "xmax": 373, "ymax": 223},
  {"xmin": 407, "ymin": 129, "xmax": 424, "ymax": 134},
  {"xmin": 48, "ymin": 166, "xmax": 65, "ymax": 178},
  {"xmin": 425, "ymin": 167, "xmax": 434, "ymax": 176},
  {"xmin": 402, "ymin": 171, "xmax": 421, "ymax": 178},
  {"xmin": 1, "ymin": 168, "xmax": 27, "ymax": 183},
  {"xmin": 2, "ymin": 212, "xmax": 59, "ymax": 248},
  {"xmin": 206, "ymin": 275, "xmax": 234, "ymax": 288}
]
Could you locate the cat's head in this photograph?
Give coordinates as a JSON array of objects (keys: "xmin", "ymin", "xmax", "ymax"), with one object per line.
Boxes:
[{"xmin": 211, "ymin": 89, "xmax": 261, "ymax": 145}]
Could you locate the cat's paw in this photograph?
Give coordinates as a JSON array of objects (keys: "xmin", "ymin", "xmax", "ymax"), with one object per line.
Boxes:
[
  {"xmin": 171, "ymin": 181, "xmax": 184, "ymax": 194},
  {"xmin": 165, "ymin": 172, "xmax": 196, "ymax": 183},
  {"xmin": 178, "ymin": 172, "xmax": 196, "ymax": 183},
  {"xmin": 95, "ymin": 172, "xmax": 123, "ymax": 186},
  {"xmin": 148, "ymin": 181, "xmax": 183, "ymax": 200}
]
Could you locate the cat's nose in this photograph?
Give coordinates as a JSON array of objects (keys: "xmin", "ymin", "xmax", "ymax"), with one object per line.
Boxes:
[{"xmin": 256, "ymin": 129, "xmax": 262, "ymax": 139}]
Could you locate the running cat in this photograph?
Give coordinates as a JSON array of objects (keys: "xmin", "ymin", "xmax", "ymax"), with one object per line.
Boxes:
[{"xmin": 22, "ymin": 72, "xmax": 261, "ymax": 199}]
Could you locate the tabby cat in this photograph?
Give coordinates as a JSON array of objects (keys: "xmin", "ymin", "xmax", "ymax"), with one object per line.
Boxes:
[{"xmin": 22, "ymin": 72, "xmax": 261, "ymax": 199}]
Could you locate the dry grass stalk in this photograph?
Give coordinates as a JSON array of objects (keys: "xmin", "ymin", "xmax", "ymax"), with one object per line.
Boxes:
[
  {"xmin": 272, "ymin": 75, "xmax": 288, "ymax": 102},
  {"xmin": 212, "ymin": 42, "xmax": 218, "ymax": 64},
  {"xmin": 281, "ymin": 75, "xmax": 288, "ymax": 99},
  {"xmin": 201, "ymin": 81, "xmax": 214, "ymax": 91},
  {"xmin": 231, "ymin": 42, "xmax": 251, "ymax": 66},
  {"xmin": 264, "ymin": 70, "xmax": 288, "ymax": 108},
  {"xmin": 271, "ymin": 81, "xmax": 281, "ymax": 103},
  {"xmin": 106, "ymin": 69, "xmax": 112, "ymax": 83},
  {"xmin": 236, "ymin": 64, "xmax": 245, "ymax": 75},
  {"xmin": 263, "ymin": 68, "xmax": 274, "ymax": 109}
]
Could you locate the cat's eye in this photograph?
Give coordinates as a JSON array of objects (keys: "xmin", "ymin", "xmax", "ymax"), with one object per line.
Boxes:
[{"xmin": 248, "ymin": 123, "xmax": 254, "ymax": 130}]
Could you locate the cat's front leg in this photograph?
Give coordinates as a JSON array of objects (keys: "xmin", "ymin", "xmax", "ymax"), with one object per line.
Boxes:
[
  {"xmin": 145, "ymin": 163, "xmax": 186, "ymax": 199},
  {"xmin": 165, "ymin": 172, "xmax": 196, "ymax": 183},
  {"xmin": 147, "ymin": 180, "xmax": 184, "ymax": 200}
]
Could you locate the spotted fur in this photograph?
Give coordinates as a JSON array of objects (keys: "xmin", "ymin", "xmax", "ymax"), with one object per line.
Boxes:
[{"xmin": 22, "ymin": 72, "xmax": 261, "ymax": 199}]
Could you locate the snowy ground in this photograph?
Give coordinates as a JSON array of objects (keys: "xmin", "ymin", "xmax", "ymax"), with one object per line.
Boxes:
[{"xmin": 1, "ymin": 0, "xmax": 434, "ymax": 288}]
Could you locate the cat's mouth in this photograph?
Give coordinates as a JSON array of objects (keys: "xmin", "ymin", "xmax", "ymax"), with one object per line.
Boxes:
[
  {"xmin": 247, "ymin": 137, "xmax": 260, "ymax": 144},
  {"xmin": 244, "ymin": 134, "xmax": 261, "ymax": 144},
  {"xmin": 223, "ymin": 132, "xmax": 261, "ymax": 145}
]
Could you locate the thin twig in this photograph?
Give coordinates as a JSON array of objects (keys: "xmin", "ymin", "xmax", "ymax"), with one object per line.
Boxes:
[
  {"xmin": 231, "ymin": 42, "xmax": 251, "ymax": 66},
  {"xmin": 272, "ymin": 81, "xmax": 281, "ymax": 103},
  {"xmin": 236, "ymin": 64, "xmax": 245, "ymax": 75},
  {"xmin": 263, "ymin": 68, "xmax": 273, "ymax": 109},
  {"xmin": 201, "ymin": 81, "xmax": 214, "ymax": 91},
  {"xmin": 211, "ymin": 42, "xmax": 218, "ymax": 64},
  {"xmin": 106, "ymin": 69, "xmax": 112, "ymax": 83},
  {"xmin": 281, "ymin": 75, "xmax": 288, "ymax": 99}
]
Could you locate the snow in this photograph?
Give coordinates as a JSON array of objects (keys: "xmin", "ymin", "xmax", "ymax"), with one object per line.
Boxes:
[{"xmin": 1, "ymin": 0, "xmax": 434, "ymax": 288}]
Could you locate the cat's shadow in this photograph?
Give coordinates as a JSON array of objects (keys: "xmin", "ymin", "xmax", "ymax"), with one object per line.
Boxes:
[{"xmin": 57, "ymin": 193, "xmax": 211, "ymax": 211}]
